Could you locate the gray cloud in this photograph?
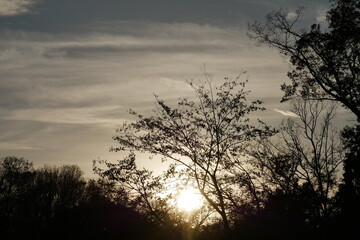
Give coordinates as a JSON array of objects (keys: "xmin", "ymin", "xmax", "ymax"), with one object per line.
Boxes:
[
  {"xmin": 0, "ymin": 20, "xmax": 289, "ymax": 172},
  {"xmin": 0, "ymin": 0, "xmax": 331, "ymax": 33},
  {"xmin": 316, "ymin": 7, "xmax": 329, "ymax": 23},
  {"xmin": 0, "ymin": 23, "xmax": 258, "ymax": 111},
  {"xmin": 0, "ymin": 0, "xmax": 40, "ymax": 16}
]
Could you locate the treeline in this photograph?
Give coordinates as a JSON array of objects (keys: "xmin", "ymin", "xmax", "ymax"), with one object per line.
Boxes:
[
  {"xmin": 1, "ymin": 132, "xmax": 359, "ymax": 240},
  {"xmin": 0, "ymin": 156, "xmax": 170, "ymax": 240}
]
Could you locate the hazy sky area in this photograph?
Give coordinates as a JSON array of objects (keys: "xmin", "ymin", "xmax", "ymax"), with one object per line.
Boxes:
[{"xmin": 0, "ymin": 0, "xmax": 354, "ymax": 178}]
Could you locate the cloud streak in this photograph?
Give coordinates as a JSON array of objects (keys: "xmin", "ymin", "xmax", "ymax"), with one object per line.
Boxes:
[
  {"xmin": 273, "ymin": 109, "xmax": 298, "ymax": 118},
  {"xmin": 3, "ymin": 106, "xmax": 125, "ymax": 125},
  {"xmin": 0, "ymin": 142, "xmax": 42, "ymax": 150}
]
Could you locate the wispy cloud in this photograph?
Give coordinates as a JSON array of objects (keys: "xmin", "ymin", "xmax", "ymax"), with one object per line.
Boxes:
[
  {"xmin": 273, "ymin": 109, "xmax": 298, "ymax": 118},
  {"xmin": 0, "ymin": 0, "xmax": 40, "ymax": 16},
  {"xmin": 3, "ymin": 106, "xmax": 125, "ymax": 126},
  {"xmin": 0, "ymin": 23, "xmax": 279, "ymax": 111},
  {"xmin": 0, "ymin": 142, "xmax": 42, "ymax": 150},
  {"xmin": 0, "ymin": 22, "xmax": 290, "ymax": 133}
]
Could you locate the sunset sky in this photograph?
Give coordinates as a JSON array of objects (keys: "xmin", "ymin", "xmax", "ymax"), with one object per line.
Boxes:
[{"xmin": 0, "ymin": 0, "xmax": 352, "ymax": 177}]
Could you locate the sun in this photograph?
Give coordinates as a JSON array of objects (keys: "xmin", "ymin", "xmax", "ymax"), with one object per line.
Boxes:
[{"xmin": 176, "ymin": 188, "xmax": 204, "ymax": 212}]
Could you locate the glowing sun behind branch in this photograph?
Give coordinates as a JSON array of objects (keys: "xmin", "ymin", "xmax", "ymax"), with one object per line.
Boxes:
[{"xmin": 176, "ymin": 188, "xmax": 204, "ymax": 212}]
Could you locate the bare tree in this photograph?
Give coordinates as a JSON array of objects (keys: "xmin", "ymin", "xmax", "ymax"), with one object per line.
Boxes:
[
  {"xmin": 97, "ymin": 74, "xmax": 274, "ymax": 233},
  {"xmin": 252, "ymin": 99, "xmax": 344, "ymax": 232}
]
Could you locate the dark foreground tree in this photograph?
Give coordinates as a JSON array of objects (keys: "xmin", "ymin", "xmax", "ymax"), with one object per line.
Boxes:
[
  {"xmin": 249, "ymin": 0, "xmax": 360, "ymax": 120},
  {"xmin": 340, "ymin": 125, "xmax": 360, "ymax": 215},
  {"xmin": 31, "ymin": 164, "xmax": 86, "ymax": 232},
  {"xmin": 334, "ymin": 125, "xmax": 360, "ymax": 237},
  {"xmin": 0, "ymin": 157, "xmax": 35, "ymax": 239},
  {"xmin": 98, "ymin": 74, "xmax": 274, "ymax": 233},
  {"xmin": 249, "ymin": 2, "xmax": 360, "ymax": 238}
]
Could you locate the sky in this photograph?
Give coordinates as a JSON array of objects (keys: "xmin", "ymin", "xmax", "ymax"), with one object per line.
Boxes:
[{"xmin": 0, "ymin": 0, "xmax": 353, "ymax": 178}]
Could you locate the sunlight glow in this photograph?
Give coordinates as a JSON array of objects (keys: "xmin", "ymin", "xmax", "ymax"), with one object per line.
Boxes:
[{"xmin": 177, "ymin": 188, "xmax": 204, "ymax": 212}]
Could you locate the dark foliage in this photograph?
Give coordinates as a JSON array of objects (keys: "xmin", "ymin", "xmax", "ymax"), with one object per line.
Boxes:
[
  {"xmin": 248, "ymin": 0, "xmax": 360, "ymax": 238},
  {"xmin": 333, "ymin": 124, "xmax": 360, "ymax": 237},
  {"xmin": 249, "ymin": 0, "xmax": 360, "ymax": 121},
  {"xmin": 0, "ymin": 157, "xmax": 195, "ymax": 240},
  {"xmin": 48, "ymin": 204, "xmax": 154, "ymax": 240},
  {"xmin": 0, "ymin": 157, "xmax": 159, "ymax": 240}
]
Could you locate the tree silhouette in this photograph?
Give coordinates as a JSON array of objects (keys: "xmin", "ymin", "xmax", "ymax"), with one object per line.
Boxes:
[
  {"xmin": 249, "ymin": 2, "xmax": 360, "ymax": 238},
  {"xmin": 31, "ymin": 165, "xmax": 86, "ymax": 233},
  {"xmin": 0, "ymin": 157, "xmax": 163, "ymax": 239},
  {"xmin": 94, "ymin": 153, "xmax": 171, "ymax": 225},
  {"xmin": 335, "ymin": 125, "xmax": 360, "ymax": 237},
  {"xmin": 251, "ymin": 99, "xmax": 343, "ymax": 238},
  {"xmin": 101, "ymin": 74, "xmax": 274, "ymax": 233},
  {"xmin": 249, "ymin": 0, "xmax": 360, "ymax": 121},
  {"xmin": 0, "ymin": 157, "xmax": 35, "ymax": 239}
]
